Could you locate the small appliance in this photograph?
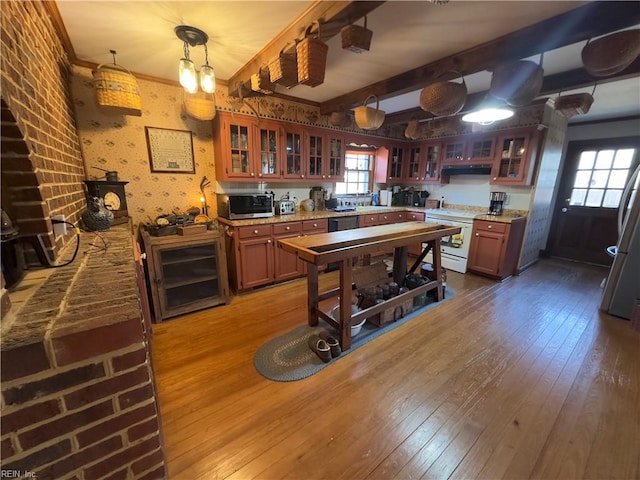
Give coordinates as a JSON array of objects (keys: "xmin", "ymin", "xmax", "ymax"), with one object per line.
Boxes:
[
  {"xmin": 275, "ymin": 200, "xmax": 296, "ymax": 215},
  {"xmin": 488, "ymin": 191, "xmax": 507, "ymax": 215},
  {"xmin": 310, "ymin": 186, "xmax": 326, "ymax": 211},
  {"xmin": 216, "ymin": 193, "xmax": 274, "ymax": 220}
]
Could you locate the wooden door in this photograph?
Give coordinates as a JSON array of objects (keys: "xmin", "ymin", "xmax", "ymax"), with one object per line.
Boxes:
[
  {"xmin": 273, "ymin": 223, "xmax": 303, "ymax": 281},
  {"xmin": 237, "ymin": 237, "xmax": 274, "ymax": 289},
  {"xmin": 468, "ymin": 230, "xmax": 504, "ymax": 275},
  {"xmin": 546, "ymin": 137, "xmax": 639, "ymax": 265}
]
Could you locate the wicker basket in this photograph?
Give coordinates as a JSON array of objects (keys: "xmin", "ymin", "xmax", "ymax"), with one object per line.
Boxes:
[
  {"xmin": 582, "ymin": 29, "xmax": 640, "ymax": 78},
  {"xmin": 297, "ymin": 23, "xmax": 328, "ymax": 87},
  {"xmin": 354, "ymin": 95, "xmax": 385, "ymax": 130},
  {"xmin": 93, "ymin": 63, "xmax": 142, "ymax": 116},
  {"xmin": 554, "ymin": 93, "xmax": 594, "ymax": 118},
  {"xmin": 268, "ymin": 44, "xmax": 298, "ymax": 88},
  {"xmin": 490, "ymin": 59, "xmax": 543, "ymax": 106},
  {"xmin": 405, "ymin": 119, "xmax": 420, "ymax": 139},
  {"xmin": 341, "ymin": 16, "xmax": 373, "ymax": 53},
  {"xmin": 183, "ymin": 91, "xmax": 216, "ymax": 121},
  {"xmin": 251, "ymin": 66, "xmax": 276, "ymax": 94},
  {"xmin": 419, "ymin": 76, "xmax": 467, "ymax": 116}
]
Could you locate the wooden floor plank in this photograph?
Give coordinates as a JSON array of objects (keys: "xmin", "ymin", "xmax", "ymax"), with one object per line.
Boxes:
[{"xmin": 150, "ymin": 258, "xmax": 640, "ymax": 479}]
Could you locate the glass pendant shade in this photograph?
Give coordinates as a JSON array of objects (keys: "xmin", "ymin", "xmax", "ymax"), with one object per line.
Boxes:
[
  {"xmin": 200, "ymin": 64, "xmax": 216, "ymax": 93},
  {"xmin": 462, "ymin": 107, "xmax": 514, "ymax": 124},
  {"xmin": 179, "ymin": 58, "xmax": 198, "ymax": 93}
]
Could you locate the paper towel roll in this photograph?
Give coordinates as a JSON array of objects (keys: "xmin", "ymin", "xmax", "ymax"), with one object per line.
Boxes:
[{"xmin": 379, "ymin": 190, "xmax": 392, "ymax": 206}]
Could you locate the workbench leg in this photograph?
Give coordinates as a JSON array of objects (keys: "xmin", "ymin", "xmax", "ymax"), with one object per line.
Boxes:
[
  {"xmin": 392, "ymin": 246, "xmax": 408, "ymax": 285},
  {"xmin": 339, "ymin": 258, "xmax": 353, "ymax": 350},
  {"xmin": 432, "ymin": 239, "xmax": 443, "ymax": 301},
  {"xmin": 307, "ymin": 263, "xmax": 319, "ymax": 326}
]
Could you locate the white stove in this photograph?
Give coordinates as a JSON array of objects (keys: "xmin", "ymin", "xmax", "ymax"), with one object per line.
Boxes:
[{"xmin": 424, "ymin": 209, "xmax": 479, "ymax": 273}]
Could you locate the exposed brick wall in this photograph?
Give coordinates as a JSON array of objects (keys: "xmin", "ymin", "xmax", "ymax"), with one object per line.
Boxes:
[
  {"xmin": 0, "ymin": 226, "xmax": 166, "ymax": 479},
  {"xmin": 0, "ymin": 1, "xmax": 87, "ymax": 263}
]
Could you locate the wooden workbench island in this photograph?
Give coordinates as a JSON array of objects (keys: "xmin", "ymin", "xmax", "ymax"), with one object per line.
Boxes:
[{"xmin": 278, "ymin": 221, "xmax": 461, "ymax": 350}]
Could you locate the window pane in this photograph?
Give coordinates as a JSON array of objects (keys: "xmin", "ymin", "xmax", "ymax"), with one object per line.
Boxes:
[
  {"xmin": 591, "ymin": 170, "xmax": 610, "ymax": 188},
  {"xmin": 345, "ymin": 157, "xmax": 357, "ymax": 169},
  {"xmin": 602, "ymin": 189, "xmax": 622, "ymax": 208},
  {"xmin": 334, "ymin": 182, "xmax": 346, "ymax": 194},
  {"xmin": 578, "ymin": 151, "xmax": 596, "ymax": 170},
  {"xmin": 346, "ymin": 171, "xmax": 358, "ymax": 182},
  {"xmin": 574, "ymin": 170, "xmax": 592, "ymax": 188},
  {"xmin": 357, "ymin": 158, "xmax": 369, "ymax": 170},
  {"xmin": 594, "ymin": 150, "xmax": 614, "ymax": 169},
  {"xmin": 585, "ymin": 189, "xmax": 604, "ymax": 207},
  {"xmin": 570, "ymin": 189, "xmax": 587, "ymax": 206},
  {"xmin": 613, "ymin": 149, "xmax": 635, "ymax": 169},
  {"xmin": 608, "ymin": 169, "xmax": 628, "ymax": 188}
]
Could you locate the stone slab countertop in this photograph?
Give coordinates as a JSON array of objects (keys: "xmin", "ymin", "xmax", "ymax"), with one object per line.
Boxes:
[{"xmin": 216, "ymin": 205, "xmax": 527, "ymax": 227}]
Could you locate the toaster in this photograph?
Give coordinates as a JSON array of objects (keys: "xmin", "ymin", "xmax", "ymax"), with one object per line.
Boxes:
[{"xmin": 275, "ymin": 200, "xmax": 296, "ymax": 215}]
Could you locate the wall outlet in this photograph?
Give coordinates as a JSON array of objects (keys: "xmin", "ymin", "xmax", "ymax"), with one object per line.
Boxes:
[{"xmin": 52, "ymin": 215, "xmax": 67, "ymax": 236}]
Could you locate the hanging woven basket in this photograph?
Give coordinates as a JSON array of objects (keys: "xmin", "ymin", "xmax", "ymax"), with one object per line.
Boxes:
[
  {"xmin": 581, "ymin": 29, "xmax": 640, "ymax": 78},
  {"xmin": 405, "ymin": 119, "xmax": 420, "ymax": 139},
  {"xmin": 554, "ymin": 92, "xmax": 595, "ymax": 118},
  {"xmin": 490, "ymin": 57, "xmax": 544, "ymax": 107},
  {"xmin": 419, "ymin": 75, "xmax": 467, "ymax": 116},
  {"xmin": 183, "ymin": 91, "xmax": 216, "ymax": 121},
  {"xmin": 268, "ymin": 44, "xmax": 298, "ymax": 88},
  {"xmin": 354, "ymin": 95, "xmax": 385, "ymax": 130},
  {"xmin": 92, "ymin": 63, "xmax": 142, "ymax": 116},
  {"xmin": 297, "ymin": 22, "xmax": 328, "ymax": 87},
  {"xmin": 341, "ymin": 16, "xmax": 373, "ymax": 54},
  {"xmin": 251, "ymin": 66, "xmax": 276, "ymax": 94}
]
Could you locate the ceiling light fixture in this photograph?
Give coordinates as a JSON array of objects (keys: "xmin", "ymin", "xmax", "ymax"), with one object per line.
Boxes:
[
  {"xmin": 175, "ymin": 25, "xmax": 216, "ymax": 94},
  {"xmin": 461, "ymin": 95, "xmax": 514, "ymax": 125}
]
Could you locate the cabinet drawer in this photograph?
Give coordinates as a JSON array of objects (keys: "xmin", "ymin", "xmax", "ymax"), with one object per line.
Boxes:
[
  {"xmin": 406, "ymin": 212, "xmax": 425, "ymax": 222},
  {"xmin": 237, "ymin": 224, "xmax": 272, "ymax": 239},
  {"xmin": 474, "ymin": 220, "xmax": 507, "ymax": 233},
  {"xmin": 390, "ymin": 212, "xmax": 406, "ymax": 223},
  {"xmin": 302, "ymin": 219, "xmax": 328, "ymax": 233},
  {"xmin": 378, "ymin": 213, "xmax": 394, "ymax": 224},
  {"xmin": 273, "ymin": 222, "xmax": 302, "ymax": 235},
  {"xmin": 360, "ymin": 214, "xmax": 379, "ymax": 227}
]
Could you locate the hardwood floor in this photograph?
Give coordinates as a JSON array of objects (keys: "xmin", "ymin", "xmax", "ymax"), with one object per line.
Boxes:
[{"xmin": 151, "ymin": 258, "xmax": 640, "ymax": 479}]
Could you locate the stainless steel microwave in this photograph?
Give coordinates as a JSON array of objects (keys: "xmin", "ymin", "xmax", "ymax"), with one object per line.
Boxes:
[{"xmin": 216, "ymin": 193, "xmax": 274, "ymax": 220}]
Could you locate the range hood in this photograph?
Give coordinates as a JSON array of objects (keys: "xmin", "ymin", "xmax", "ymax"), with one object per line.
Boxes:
[{"xmin": 441, "ymin": 164, "xmax": 493, "ymax": 176}]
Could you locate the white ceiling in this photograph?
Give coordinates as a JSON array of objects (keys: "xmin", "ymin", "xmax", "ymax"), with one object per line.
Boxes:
[{"xmin": 55, "ymin": 1, "xmax": 640, "ymax": 124}]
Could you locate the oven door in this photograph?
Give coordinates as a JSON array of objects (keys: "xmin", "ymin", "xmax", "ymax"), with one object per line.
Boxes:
[{"xmin": 423, "ymin": 217, "xmax": 473, "ymax": 273}]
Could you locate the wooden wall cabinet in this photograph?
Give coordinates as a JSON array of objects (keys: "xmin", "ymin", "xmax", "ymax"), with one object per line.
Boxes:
[
  {"xmin": 214, "ymin": 113, "xmax": 257, "ymax": 181},
  {"xmin": 468, "ymin": 218, "xmax": 527, "ymax": 280},
  {"xmin": 304, "ymin": 129, "xmax": 345, "ymax": 180},
  {"xmin": 441, "ymin": 134, "xmax": 496, "ymax": 165},
  {"xmin": 141, "ymin": 230, "xmax": 230, "ymax": 322},
  {"xmin": 490, "ymin": 129, "xmax": 540, "ymax": 185}
]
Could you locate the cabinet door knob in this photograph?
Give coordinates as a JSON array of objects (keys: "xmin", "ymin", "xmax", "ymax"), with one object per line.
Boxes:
[
  {"xmin": 253, "ymin": 229, "xmax": 259, "ymax": 235},
  {"xmin": 286, "ymin": 226, "xmax": 290, "ymax": 231},
  {"xmin": 487, "ymin": 225, "xmax": 492, "ymax": 229},
  {"xmin": 493, "ymin": 177, "xmax": 497, "ymax": 181},
  {"xmin": 268, "ymin": 239, "xmax": 272, "ymax": 244},
  {"xmin": 475, "ymin": 233, "xmax": 479, "ymax": 237},
  {"xmin": 313, "ymin": 223, "xmax": 318, "ymax": 227},
  {"xmin": 250, "ymin": 172, "xmax": 255, "ymax": 177}
]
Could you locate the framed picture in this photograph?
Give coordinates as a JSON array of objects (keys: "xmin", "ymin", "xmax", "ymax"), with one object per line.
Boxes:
[{"xmin": 145, "ymin": 126, "xmax": 195, "ymax": 173}]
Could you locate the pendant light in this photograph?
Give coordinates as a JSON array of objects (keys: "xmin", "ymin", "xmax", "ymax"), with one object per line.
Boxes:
[
  {"xmin": 461, "ymin": 95, "xmax": 514, "ymax": 125},
  {"xmin": 175, "ymin": 25, "xmax": 215, "ymax": 94}
]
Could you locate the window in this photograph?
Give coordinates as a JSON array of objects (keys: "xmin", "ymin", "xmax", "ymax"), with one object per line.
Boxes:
[
  {"xmin": 335, "ymin": 150, "xmax": 373, "ymax": 194},
  {"xmin": 569, "ymin": 147, "xmax": 637, "ymax": 208}
]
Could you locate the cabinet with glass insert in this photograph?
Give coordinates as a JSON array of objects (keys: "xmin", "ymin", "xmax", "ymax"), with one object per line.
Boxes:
[
  {"xmin": 491, "ymin": 129, "xmax": 538, "ymax": 185},
  {"xmin": 214, "ymin": 112, "xmax": 256, "ymax": 181},
  {"xmin": 256, "ymin": 121, "xmax": 281, "ymax": 179},
  {"xmin": 141, "ymin": 230, "xmax": 229, "ymax": 322}
]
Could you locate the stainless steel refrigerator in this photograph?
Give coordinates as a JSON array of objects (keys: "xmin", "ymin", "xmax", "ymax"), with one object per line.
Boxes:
[{"xmin": 601, "ymin": 164, "xmax": 640, "ymax": 320}]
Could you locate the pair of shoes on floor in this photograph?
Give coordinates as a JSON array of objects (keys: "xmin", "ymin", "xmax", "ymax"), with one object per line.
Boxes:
[{"xmin": 308, "ymin": 330, "xmax": 341, "ymax": 363}]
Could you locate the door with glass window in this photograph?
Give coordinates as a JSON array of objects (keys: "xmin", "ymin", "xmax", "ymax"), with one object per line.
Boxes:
[{"xmin": 547, "ymin": 138, "xmax": 639, "ymax": 265}]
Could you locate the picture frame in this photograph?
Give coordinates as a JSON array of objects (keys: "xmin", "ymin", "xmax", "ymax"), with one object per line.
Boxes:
[{"xmin": 145, "ymin": 126, "xmax": 195, "ymax": 174}]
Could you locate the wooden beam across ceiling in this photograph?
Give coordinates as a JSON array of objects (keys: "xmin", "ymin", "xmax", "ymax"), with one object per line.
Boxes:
[
  {"xmin": 319, "ymin": 1, "xmax": 640, "ymax": 115},
  {"xmin": 226, "ymin": 0, "xmax": 385, "ymax": 97}
]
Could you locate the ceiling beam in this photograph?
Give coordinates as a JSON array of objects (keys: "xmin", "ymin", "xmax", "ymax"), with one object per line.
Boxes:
[
  {"xmin": 226, "ymin": 1, "xmax": 385, "ymax": 97},
  {"xmin": 384, "ymin": 59, "xmax": 640, "ymax": 126},
  {"xmin": 319, "ymin": 1, "xmax": 640, "ymax": 115}
]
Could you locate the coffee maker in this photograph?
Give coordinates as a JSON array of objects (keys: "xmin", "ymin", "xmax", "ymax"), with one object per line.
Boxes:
[
  {"xmin": 309, "ymin": 186, "xmax": 326, "ymax": 211},
  {"xmin": 488, "ymin": 191, "xmax": 507, "ymax": 215}
]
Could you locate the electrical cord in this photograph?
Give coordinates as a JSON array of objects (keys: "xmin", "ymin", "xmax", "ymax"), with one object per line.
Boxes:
[{"xmin": 36, "ymin": 219, "xmax": 81, "ymax": 268}]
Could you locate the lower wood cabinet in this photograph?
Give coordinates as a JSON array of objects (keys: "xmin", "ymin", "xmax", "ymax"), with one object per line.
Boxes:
[
  {"xmin": 141, "ymin": 230, "xmax": 230, "ymax": 322},
  {"xmin": 468, "ymin": 218, "xmax": 526, "ymax": 280},
  {"xmin": 227, "ymin": 219, "xmax": 328, "ymax": 292}
]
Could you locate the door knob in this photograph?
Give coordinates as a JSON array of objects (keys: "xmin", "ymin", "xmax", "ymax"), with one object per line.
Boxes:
[{"xmin": 561, "ymin": 207, "xmax": 568, "ymax": 213}]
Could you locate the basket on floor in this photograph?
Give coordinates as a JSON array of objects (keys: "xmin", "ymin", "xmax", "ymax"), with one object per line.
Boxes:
[
  {"xmin": 419, "ymin": 75, "xmax": 467, "ymax": 116},
  {"xmin": 297, "ymin": 22, "xmax": 328, "ymax": 87},
  {"xmin": 251, "ymin": 66, "xmax": 276, "ymax": 94},
  {"xmin": 341, "ymin": 16, "xmax": 373, "ymax": 53},
  {"xmin": 93, "ymin": 63, "xmax": 142, "ymax": 116},
  {"xmin": 354, "ymin": 95, "xmax": 385, "ymax": 130},
  {"xmin": 183, "ymin": 91, "xmax": 216, "ymax": 121},
  {"xmin": 581, "ymin": 29, "xmax": 640, "ymax": 78},
  {"xmin": 269, "ymin": 44, "xmax": 298, "ymax": 88}
]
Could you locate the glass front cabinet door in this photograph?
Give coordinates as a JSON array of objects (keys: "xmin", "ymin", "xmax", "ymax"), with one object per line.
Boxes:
[
  {"xmin": 491, "ymin": 130, "xmax": 536, "ymax": 185},
  {"xmin": 256, "ymin": 122, "xmax": 281, "ymax": 179}
]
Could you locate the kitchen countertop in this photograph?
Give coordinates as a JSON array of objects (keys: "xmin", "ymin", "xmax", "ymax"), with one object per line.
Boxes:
[{"xmin": 216, "ymin": 205, "xmax": 527, "ymax": 227}]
